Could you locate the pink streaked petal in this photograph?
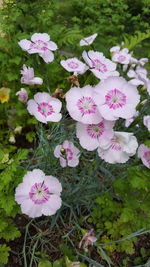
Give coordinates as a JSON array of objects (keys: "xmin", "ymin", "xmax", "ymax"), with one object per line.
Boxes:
[
  {"xmin": 21, "ymin": 200, "xmax": 43, "ymax": 218},
  {"xmin": 47, "ymin": 41, "xmax": 58, "ymax": 51},
  {"xmin": 28, "ymin": 48, "xmax": 41, "ymax": 54},
  {"xmin": 46, "ymin": 113, "xmax": 62, "ymax": 122},
  {"xmin": 40, "ymin": 50, "xmax": 54, "ymax": 63},
  {"xmin": 60, "ymin": 157, "xmax": 67, "ymax": 167},
  {"xmin": 44, "ymin": 176, "xmax": 62, "ymax": 195},
  {"xmin": 49, "ymin": 99, "xmax": 62, "ymax": 113},
  {"xmin": 99, "ymin": 105, "xmax": 117, "ymax": 121},
  {"xmin": 18, "ymin": 39, "xmax": 32, "ymax": 51},
  {"xmin": 54, "ymin": 145, "xmax": 62, "ymax": 158},
  {"xmin": 129, "ymin": 79, "xmax": 144, "ymax": 86},
  {"xmin": 31, "ymin": 77, "xmax": 43, "ymax": 85},
  {"xmin": 82, "ymin": 51, "xmax": 93, "ymax": 67},
  {"xmin": 42, "ymin": 194, "xmax": 62, "ymax": 216},
  {"xmin": 34, "ymin": 92, "xmax": 52, "ymax": 104},
  {"xmin": 68, "ymin": 158, "xmax": 79, "ymax": 167},
  {"xmin": 23, "ymin": 169, "xmax": 45, "ymax": 184},
  {"xmin": 31, "ymin": 33, "xmax": 50, "ymax": 42},
  {"xmin": 27, "ymin": 100, "xmax": 38, "ymax": 115}
]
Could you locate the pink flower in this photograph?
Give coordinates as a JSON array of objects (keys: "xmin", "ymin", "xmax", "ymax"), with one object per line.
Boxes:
[
  {"xmin": 127, "ymin": 66, "xmax": 148, "ymax": 86},
  {"xmin": 27, "ymin": 92, "xmax": 62, "ymax": 123},
  {"xmin": 82, "ymin": 50, "xmax": 119, "ymax": 80},
  {"xmin": 60, "ymin": 58, "xmax": 88, "ymax": 75},
  {"xmin": 98, "ymin": 131, "xmax": 138, "ymax": 164},
  {"xmin": 79, "ymin": 33, "xmax": 98, "ymax": 46},
  {"xmin": 54, "ymin": 140, "xmax": 80, "ymax": 167},
  {"xmin": 143, "ymin": 116, "xmax": 150, "ymax": 131},
  {"xmin": 110, "ymin": 46, "xmax": 131, "ymax": 64},
  {"xmin": 21, "ymin": 65, "xmax": 43, "ymax": 85},
  {"xmin": 18, "ymin": 33, "xmax": 57, "ymax": 63},
  {"xmin": 66, "ymin": 85, "xmax": 102, "ymax": 124},
  {"xmin": 138, "ymin": 144, "xmax": 150, "ymax": 169},
  {"xmin": 79, "ymin": 229, "xmax": 97, "ymax": 251},
  {"xmin": 94, "ymin": 77, "xmax": 140, "ymax": 121},
  {"xmin": 15, "ymin": 169, "xmax": 62, "ymax": 218},
  {"xmin": 76, "ymin": 120, "xmax": 114, "ymax": 151},
  {"xmin": 16, "ymin": 88, "xmax": 28, "ymax": 102}
]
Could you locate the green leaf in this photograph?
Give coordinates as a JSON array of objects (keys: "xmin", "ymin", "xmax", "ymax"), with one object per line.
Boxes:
[
  {"xmin": 0, "ymin": 244, "xmax": 10, "ymax": 264},
  {"xmin": 38, "ymin": 260, "xmax": 52, "ymax": 267}
]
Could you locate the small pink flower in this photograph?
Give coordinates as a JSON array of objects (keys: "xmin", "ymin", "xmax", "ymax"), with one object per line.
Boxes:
[
  {"xmin": 79, "ymin": 33, "xmax": 98, "ymax": 46},
  {"xmin": 82, "ymin": 50, "xmax": 119, "ymax": 80},
  {"xmin": 138, "ymin": 144, "xmax": 150, "ymax": 169},
  {"xmin": 143, "ymin": 116, "xmax": 150, "ymax": 131},
  {"xmin": 66, "ymin": 85, "xmax": 102, "ymax": 124},
  {"xmin": 54, "ymin": 140, "xmax": 80, "ymax": 167},
  {"xmin": 18, "ymin": 33, "xmax": 57, "ymax": 63},
  {"xmin": 60, "ymin": 58, "xmax": 88, "ymax": 75},
  {"xmin": 76, "ymin": 120, "xmax": 114, "ymax": 151},
  {"xmin": 21, "ymin": 65, "xmax": 43, "ymax": 85},
  {"xmin": 15, "ymin": 169, "xmax": 62, "ymax": 218},
  {"xmin": 110, "ymin": 46, "xmax": 131, "ymax": 64},
  {"xmin": 127, "ymin": 66, "xmax": 148, "ymax": 86},
  {"xmin": 27, "ymin": 92, "xmax": 62, "ymax": 123},
  {"xmin": 16, "ymin": 88, "xmax": 28, "ymax": 102},
  {"xmin": 94, "ymin": 77, "xmax": 140, "ymax": 121},
  {"xmin": 98, "ymin": 131, "xmax": 138, "ymax": 164},
  {"xmin": 79, "ymin": 229, "xmax": 97, "ymax": 251}
]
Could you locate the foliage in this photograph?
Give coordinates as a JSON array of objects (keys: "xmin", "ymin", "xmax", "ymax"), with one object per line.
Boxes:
[
  {"xmin": 89, "ymin": 166, "xmax": 150, "ymax": 256},
  {"xmin": 0, "ymin": 147, "xmax": 29, "ymax": 263}
]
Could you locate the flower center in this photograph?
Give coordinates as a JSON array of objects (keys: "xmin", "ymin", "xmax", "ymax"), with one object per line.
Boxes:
[
  {"xmin": 38, "ymin": 102, "xmax": 54, "ymax": 117},
  {"xmin": 61, "ymin": 148, "xmax": 73, "ymax": 160},
  {"xmin": 143, "ymin": 151, "xmax": 150, "ymax": 167},
  {"xmin": 30, "ymin": 40, "xmax": 48, "ymax": 51},
  {"xmin": 92, "ymin": 59, "xmax": 107, "ymax": 73},
  {"xmin": 77, "ymin": 96, "xmax": 97, "ymax": 115},
  {"xmin": 105, "ymin": 89, "xmax": 126, "ymax": 110},
  {"xmin": 68, "ymin": 61, "xmax": 79, "ymax": 69},
  {"xmin": 118, "ymin": 55, "xmax": 126, "ymax": 62},
  {"xmin": 110, "ymin": 136, "xmax": 122, "ymax": 151},
  {"xmin": 87, "ymin": 122, "xmax": 104, "ymax": 139},
  {"xmin": 29, "ymin": 182, "xmax": 50, "ymax": 204}
]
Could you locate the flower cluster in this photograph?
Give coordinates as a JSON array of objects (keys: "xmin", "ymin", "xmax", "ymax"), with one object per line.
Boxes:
[{"xmin": 15, "ymin": 32, "xmax": 150, "ymax": 218}]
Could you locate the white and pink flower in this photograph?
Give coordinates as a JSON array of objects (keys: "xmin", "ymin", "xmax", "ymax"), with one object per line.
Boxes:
[
  {"xmin": 16, "ymin": 88, "xmax": 28, "ymax": 102},
  {"xmin": 143, "ymin": 116, "xmax": 150, "ymax": 131},
  {"xmin": 127, "ymin": 66, "xmax": 148, "ymax": 86},
  {"xmin": 82, "ymin": 50, "xmax": 119, "ymax": 80},
  {"xmin": 60, "ymin": 58, "xmax": 88, "ymax": 75},
  {"xmin": 66, "ymin": 85, "xmax": 102, "ymax": 124},
  {"xmin": 76, "ymin": 120, "xmax": 114, "ymax": 151},
  {"xmin": 54, "ymin": 140, "xmax": 80, "ymax": 167},
  {"xmin": 79, "ymin": 33, "xmax": 98, "ymax": 46},
  {"xmin": 79, "ymin": 229, "xmax": 97, "ymax": 251},
  {"xmin": 27, "ymin": 92, "xmax": 62, "ymax": 123},
  {"xmin": 125, "ymin": 111, "xmax": 139, "ymax": 128},
  {"xmin": 110, "ymin": 46, "xmax": 131, "ymax": 64},
  {"xmin": 21, "ymin": 65, "xmax": 43, "ymax": 85},
  {"xmin": 15, "ymin": 169, "xmax": 62, "ymax": 218},
  {"xmin": 98, "ymin": 131, "xmax": 138, "ymax": 164},
  {"xmin": 18, "ymin": 33, "xmax": 57, "ymax": 63},
  {"xmin": 138, "ymin": 144, "xmax": 150, "ymax": 169},
  {"xmin": 94, "ymin": 77, "xmax": 140, "ymax": 121}
]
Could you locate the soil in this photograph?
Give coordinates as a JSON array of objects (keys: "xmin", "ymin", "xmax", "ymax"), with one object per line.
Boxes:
[{"xmin": 5, "ymin": 214, "xmax": 150, "ymax": 267}]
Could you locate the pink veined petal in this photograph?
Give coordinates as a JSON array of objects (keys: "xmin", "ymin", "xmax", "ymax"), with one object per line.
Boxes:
[
  {"xmin": 21, "ymin": 199, "xmax": 43, "ymax": 218},
  {"xmin": 46, "ymin": 113, "xmax": 62, "ymax": 122},
  {"xmin": 34, "ymin": 111, "xmax": 47, "ymax": 123},
  {"xmin": 54, "ymin": 145, "xmax": 62, "ymax": 158},
  {"xmin": 28, "ymin": 48, "xmax": 42, "ymax": 54},
  {"xmin": 23, "ymin": 169, "xmax": 45, "ymax": 184},
  {"xmin": 31, "ymin": 33, "xmax": 50, "ymax": 42},
  {"xmin": 27, "ymin": 100, "xmax": 38, "ymax": 115},
  {"xmin": 34, "ymin": 92, "xmax": 52, "ymax": 104},
  {"xmin": 80, "ymin": 109, "xmax": 102, "ymax": 124},
  {"xmin": 60, "ymin": 157, "xmax": 67, "ymax": 167},
  {"xmin": 18, "ymin": 39, "xmax": 32, "ymax": 51},
  {"xmin": 129, "ymin": 79, "xmax": 144, "ymax": 86},
  {"xmin": 49, "ymin": 99, "xmax": 62, "ymax": 113},
  {"xmin": 31, "ymin": 77, "xmax": 43, "ymax": 85},
  {"xmin": 15, "ymin": 183, "xmax": 31, "ymax": 204},
  {"xmin": 42, "ymin": 194, "xmax": 62, "ymax": 216},
  {"xmin": 44, "ymin": 176, "xmax": 62, "ymax": 195},
  {"xmin": 40, "ymin": 50, "xmax": 54, "ymax": 63},
  {"xmin": 68, "ymin": 158, "xmax": 79, "ymax": 167},
  {"xmin": 47, "ymin": 41, "xmax": 58, "ymax": 51},
  {"xmin": 98, "ymin": 105, "xmax": 117, "ymax": 121},
  {"xmin": 82, "ymin": 51, "xmax": 93, "ymax": 67}
]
